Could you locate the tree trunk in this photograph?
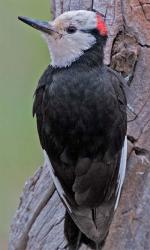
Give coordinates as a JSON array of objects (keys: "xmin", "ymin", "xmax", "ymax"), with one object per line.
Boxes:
[{"xmin": 9, "ymin": 1, "xmax": 150, "ymax": 249}]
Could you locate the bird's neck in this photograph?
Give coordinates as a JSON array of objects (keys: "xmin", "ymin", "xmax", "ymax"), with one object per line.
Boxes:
[{"xmin": 74, "ymin": 41, "xmax": 105, "ymax": 68}]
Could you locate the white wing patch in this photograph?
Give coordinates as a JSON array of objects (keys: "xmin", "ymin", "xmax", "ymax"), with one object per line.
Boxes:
[
  {"xmin": 115, "ymin": 136, "xmax": 127, "ymax": 210},
  {"xmin": 43, "ymin": 150, "xmax": 72, "ymax": 213}
]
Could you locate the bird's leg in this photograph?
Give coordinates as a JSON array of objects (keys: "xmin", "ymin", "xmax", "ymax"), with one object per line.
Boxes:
[
  {"xmin": 96, "ymin": 243, "xmax": 99, "ymax": 250},
  {"xmin": 92, "ymin": 208, "xmax": 97, "ymax": 228},
  {"xmin": 92, "ymin": 209, "xmax": 100, "ymax": 250},
  {"xmin": 75, "ymin": 231, "xmax": 82, "ymax": 250}
]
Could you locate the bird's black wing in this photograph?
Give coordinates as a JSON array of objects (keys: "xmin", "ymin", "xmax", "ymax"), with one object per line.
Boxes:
[
  {"xmin": 69, "ymin": 66, "xmax": 127, "ymax": 208},
  {"xmin": 63, "ymin": 66, "xmax": 127, "ymax": 244}
]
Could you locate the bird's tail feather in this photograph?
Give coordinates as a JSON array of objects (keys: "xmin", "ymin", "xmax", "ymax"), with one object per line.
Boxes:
[{"xmin": 65, "ymin": 211, "xmax": 107, "ymax": 249}]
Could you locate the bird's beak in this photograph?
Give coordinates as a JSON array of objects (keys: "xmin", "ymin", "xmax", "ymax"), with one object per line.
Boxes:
[{"xmin": 18, "ymin": 16, "xmax": 56, "ymax": 34}]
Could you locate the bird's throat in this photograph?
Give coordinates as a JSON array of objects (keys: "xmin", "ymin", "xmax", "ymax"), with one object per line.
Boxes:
[{"xmin": 49, "ymin": 40, "xmax": 104, "ymax": 69}]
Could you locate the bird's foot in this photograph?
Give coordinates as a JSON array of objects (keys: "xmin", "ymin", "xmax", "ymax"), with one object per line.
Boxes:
[{"xmin": 75, "ymin": 231, "xmax": 82, "ymax": 250}]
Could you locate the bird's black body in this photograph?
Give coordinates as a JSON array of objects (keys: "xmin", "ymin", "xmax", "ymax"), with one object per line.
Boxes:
[{"xmin": 33, "ymin": 32, "xmax": 127, "ymax": 249}]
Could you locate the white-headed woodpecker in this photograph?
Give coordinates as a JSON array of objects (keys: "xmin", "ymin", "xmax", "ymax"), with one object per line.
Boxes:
[{"xmin": 18, "ymin": 10, "xmax": 127, "ymax": 250}]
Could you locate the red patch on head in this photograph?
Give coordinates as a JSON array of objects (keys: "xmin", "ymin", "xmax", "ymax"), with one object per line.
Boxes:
[{"xmin": 96, "ymin": 14, "xmax": 108, "ymax": 36}]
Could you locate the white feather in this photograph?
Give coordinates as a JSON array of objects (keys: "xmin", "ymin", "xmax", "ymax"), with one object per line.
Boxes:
[
  {"xmin": 43, "ymin": 150, "xmax": 72, "ymax": 213},
  {"xmin": 44, "ymin": 30, "xmax": 96, "ymax": 68},
  {"xmin": 115, "ymin": 136, "xmax": 127, "ymax": 210},
  {"xmin": 42, "ymin": 10, "xmax": 97, "ymax": 68}
]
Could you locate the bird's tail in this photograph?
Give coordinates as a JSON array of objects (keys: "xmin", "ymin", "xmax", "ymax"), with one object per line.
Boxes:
[{"xmin": 64, "ymin": 211, "xmax": 107, "ymax": 250}]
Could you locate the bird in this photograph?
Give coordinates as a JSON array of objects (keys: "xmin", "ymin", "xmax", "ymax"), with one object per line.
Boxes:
[{"xmin": 18, "ymin": 10, "xmax": 127, "ymax": 250}]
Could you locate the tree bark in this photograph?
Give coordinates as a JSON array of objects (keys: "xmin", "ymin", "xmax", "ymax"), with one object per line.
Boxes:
[{"xmin": 9, "ymin": 1, "xmax": 150, "ymax": 249}]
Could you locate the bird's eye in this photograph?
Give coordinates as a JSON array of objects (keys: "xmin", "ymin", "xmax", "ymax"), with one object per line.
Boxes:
[{"xmin": 66, "ymin": 26, "xmax": 77, "ymax": 34}]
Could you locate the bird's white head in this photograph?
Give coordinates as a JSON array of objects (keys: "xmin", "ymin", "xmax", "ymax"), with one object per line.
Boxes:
[{"xmin": 18, "ymin": 10, "xmax": 107, "ymax": 68}]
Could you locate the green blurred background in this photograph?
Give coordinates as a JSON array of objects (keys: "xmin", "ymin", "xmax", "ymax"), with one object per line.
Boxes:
[{"xmin": 0, "ymin": 1, "xmax": 50, "ymax": 248}]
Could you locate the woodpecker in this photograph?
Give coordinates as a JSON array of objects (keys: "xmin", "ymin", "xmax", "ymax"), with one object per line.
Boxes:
[{"xmin": 19, "ymin": 10, "xmax": 127, "ymax": 250}]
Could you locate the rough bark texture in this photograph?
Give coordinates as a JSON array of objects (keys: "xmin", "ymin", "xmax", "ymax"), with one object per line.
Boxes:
[{"xmin": 9, "ymin": 1, "xmax": 150, "ymax": 249}]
